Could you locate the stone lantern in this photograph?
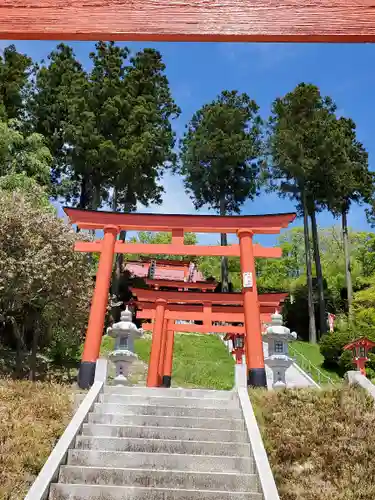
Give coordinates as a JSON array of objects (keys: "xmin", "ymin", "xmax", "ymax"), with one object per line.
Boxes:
[
  {"xmin": 106, "ymin": 306, "xmax": 143, "ymax": 385},
  {"xmin": 263, "ymin": 311, "xmax": 297, "ymax": 389}
]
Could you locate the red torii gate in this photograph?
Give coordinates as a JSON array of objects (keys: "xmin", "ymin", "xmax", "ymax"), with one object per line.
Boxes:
[
  {"xmin": 132, "ymin": 287, "xmax": 287, "ymax": 387},
  {"xmin": 64, "ymin": 207, "xmax": 295, "ymax": 388}
]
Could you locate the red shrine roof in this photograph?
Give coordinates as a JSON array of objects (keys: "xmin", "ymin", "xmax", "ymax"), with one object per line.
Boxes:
[
  {"xmin": 344, "ymin": 337, "xmax": 375, "ymax": 350},
  {"xmin": 125, "ymin": 261, "xmax": 205, "ymax": 282}
]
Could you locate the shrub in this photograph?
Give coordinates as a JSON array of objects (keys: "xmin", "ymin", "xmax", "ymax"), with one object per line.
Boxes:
[
  {"xmin": 320, "ymin": 325, "xmax": 375, "ymax": 376},
  {"xmin": 319, "ymin": 330, "xmax": 355, "ymax": 367}
]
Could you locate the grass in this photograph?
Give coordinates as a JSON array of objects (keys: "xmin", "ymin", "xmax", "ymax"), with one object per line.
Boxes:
[
  {"xmin": 101, "ymin": 332, "xmax": 234, "ymax": 389},
  {"xmin": 0, "ymin": 379, "xmax": 74, "ymax": 499},
  {"xmin": 251, "ymin": 385, "xmax": 375, "ymax": 500},
  {"xmin": 135, "ymin": 334, "xmax": 235, "ymax": 389},
  {"xmin": 291, "ymin": 340, "xmax": 342, "ymax": 383}
]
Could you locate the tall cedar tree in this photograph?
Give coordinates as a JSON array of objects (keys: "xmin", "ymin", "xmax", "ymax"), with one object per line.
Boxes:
[
  {"xmin": 0, "ymin": 45, "xmax": 32, "ymax": 122},
  {"xmin": 108, "ymin": 46, "xmax": 180, "ymax": 299},
  {"xmin": 268, "ymin": 83, "xmax": 342, "ymax": 342},
  {"xmin": 319, "ymin": 117, "xmax": 372, "ymax": 314},
  {"xmin": 178, "ymin": 90, "xmax": 262, "ymax": 291},
  {"xmin": 30, "ymin": 44, "xmax": 88, "ymax": 203},
  {"xmin": 31, "ymin": 42, "xmax": 180, "ymax": 213}
]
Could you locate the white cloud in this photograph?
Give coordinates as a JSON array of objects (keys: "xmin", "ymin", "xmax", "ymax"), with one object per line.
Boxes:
[{"xmin": 136, "ymin": 171, "xmax": 196, "ymax": 215}]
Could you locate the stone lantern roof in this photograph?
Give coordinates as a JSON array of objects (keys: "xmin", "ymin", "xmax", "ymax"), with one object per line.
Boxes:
[
  {"xmin": 107, "ymin": 306, "xmax": 141, "ymax": 338},
  {"xmin": 265, "ymin": 311, "xmax": 297, "ymax": 342}
]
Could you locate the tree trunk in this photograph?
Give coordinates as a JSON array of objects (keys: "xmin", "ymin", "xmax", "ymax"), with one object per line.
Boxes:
[
  {"xmin": 11, "ymin": 318, "xmax": 24, "ymax": 378},
  {"xmin": 302, "ymin": 191, "xmax": 317, "ymax": 344},
  {"xmin": 310, "ymin": 209, "xmax": 327, "ymax": 338},
  {"xmin": 92, "ymin": 184, "xmax": 101, "ymax": 211},
  {"xmin": 342, "ymin": 208, "xmax": 353, "ymax": 316},
  {"xmin": 220, "ymin": 198, "xmax": 229, "ymax": 293},
  {"xmin": 111, "ymin": 188, "xmax": 127, "ymax": 320},
  {"xmin": 29, "ymin": 326, "xmax": 40, "ymax": 382},
  {"xmin": 79, "ymin": 176, "xmax": 90, "ymax": 209}
]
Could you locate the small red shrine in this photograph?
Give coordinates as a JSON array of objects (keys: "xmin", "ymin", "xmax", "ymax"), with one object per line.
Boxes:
[
  {"xmin": 125, "ymin": 257, "xmax": 217, "ymax": 291},
  {"xmin": 64, "ymin": 207, "xmax": 295, "ymax": 389},
  {"xmin": 343, "ymin": 337, "xmax": 375, "ymax": 376}
]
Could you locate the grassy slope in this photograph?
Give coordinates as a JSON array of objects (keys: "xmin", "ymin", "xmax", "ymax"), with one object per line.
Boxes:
[
  {"xmin": 0, "ymin": 379, "xmax": 73, "ymax": 499},
  {"xmin": 251, "ymin": 385, "xmax": 375, "ymax": 500},
  {"xmin": 135, "ymin": 334, "xmax": 235, "ymax": 390},
  {"xmin": 291, "ymin": 340, "xmax": 342, "ymax": 382}
]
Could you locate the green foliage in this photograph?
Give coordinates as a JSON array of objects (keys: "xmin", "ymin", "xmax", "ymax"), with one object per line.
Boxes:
[
  {"xmin": 267, "ymin": 83, "xmax": 339, "ymax": 209},
  {"xmin": 100, "ymin": 335, "xmax": 115, "ymax": 358},
  {"xmin": 0, "ymin": 173, "xmax": 53, "ymax": 213},
  {"xmin": 320, "ymin": 323, "xmax": 375, "ymax": 376},
  {"xmin": 290, "ymin": 340, "xmax": 341, "ymax": 382},
  {"xmin": 321, "ymin": 117, "xmax": 371, "ymax": 216},
  {"xmin": 0, "ymin": 119, "xmax": 52, "ymax": 187},
  {"xmin": 127, "ymin": 231, "xmax": 198, "ymax": 261},
  {"xmin": 198, "ymin": 254, "xmax": 241, "ymax": 290},
  {"xmin": 31, "ymin": 42, "xmax": 180, "ymax": 211},
  {"xmin": 0, "ymin": 190, "xmax": 93, "ymax": 377},
  {"xmin": 319, "ymin": 330, "xmax": 355, "ymax": 368},
  {"xmin": 178, "ymin": 90, "xmax": 262, "ymax": 214},
  {"xmin": 113, "ymin": 47, "xmax": 180, "ymax": 212},
  {"xmin": 352, "ymin": 275, "xmax": 375, "ymax": 329},
  {"xmin": 0, "ymin": 45, "xmax": 32, "ymax": 121},
  {"xmin": 134, "ymin": 334, "xmax": 234, "ymax": 390}
]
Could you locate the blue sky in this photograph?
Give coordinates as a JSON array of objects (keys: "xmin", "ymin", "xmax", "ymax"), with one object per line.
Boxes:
[{"xmin": 3, "ymin": 41, "xmax": 374, "ymax": 245}]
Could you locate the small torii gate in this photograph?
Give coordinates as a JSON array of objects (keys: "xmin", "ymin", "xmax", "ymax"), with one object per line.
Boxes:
[
  {"xmin": 131, "ymin": 287, "xmax": 287, "ymax": 387},
  {"xmin": 64, "ymin": 207, "xmax": 295, "ymax": 388}
]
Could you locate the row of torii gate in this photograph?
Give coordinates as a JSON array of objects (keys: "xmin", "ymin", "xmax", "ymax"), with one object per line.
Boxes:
[{"xmin": 65, "ymin": 207, "xmax": 296, "ymax": 389}]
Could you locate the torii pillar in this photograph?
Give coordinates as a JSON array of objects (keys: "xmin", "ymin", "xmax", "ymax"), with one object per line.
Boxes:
[
  {"xmin": 238, "ymin": 229, "xmax": 267, "ymax": 388},
  {"xmin": 79, "ymin": 224, "xmax": 118, "ymax": 388}
]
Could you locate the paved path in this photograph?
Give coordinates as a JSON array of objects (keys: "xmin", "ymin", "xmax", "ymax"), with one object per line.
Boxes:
[{"xmin": 263, "ymin": 342, "xmax": 317, "ymax": 389}]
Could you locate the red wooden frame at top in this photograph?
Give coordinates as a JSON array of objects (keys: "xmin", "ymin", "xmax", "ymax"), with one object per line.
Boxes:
[
  {"xmin": 1, "ymin": 1, "xmax": 375, "ymax": 43},
  {"xmin": 65, "ymin": 208, "xmax": 295, "ymax": 233}
]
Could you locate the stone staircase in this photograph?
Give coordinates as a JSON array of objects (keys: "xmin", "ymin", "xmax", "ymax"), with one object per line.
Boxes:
[{"xmin": 49, "ymin": 386, "xmax": 263, "ymax": 500}]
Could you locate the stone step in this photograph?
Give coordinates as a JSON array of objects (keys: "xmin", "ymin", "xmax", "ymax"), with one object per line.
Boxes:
[
  {"xmin": 103, "ymin": 386, "xmax": 236, "ymax": 400},
  {"xmin": 58, "ymin": 466, "xmax": 259, "ymax": 492},
  {"xmin": 49, "ymin": 483, "xmax": 263, "ymax": 500},
  {"xmin": 82, "ymin": 424, "xmax": 249, "ymax": 443},
  {"xmin": 99, "ymin": 394, "xmax": 240, "ymax": 409},
  {"xmin": 89, "ymin": 410, "xmax": 245, "ymax": 430},
  {"xmin": 75, "ymin": 436, "xmax": 251, "ymax": 457},
  {"xmin": 67, "ymin": 450, "xmax": 255, "ymax": 474},
  {"xmin": 91, "ymin": 403, "xmax": 242, "ymax": 419}
]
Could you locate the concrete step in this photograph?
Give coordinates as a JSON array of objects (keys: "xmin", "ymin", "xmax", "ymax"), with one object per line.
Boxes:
[
  {"xmin": 103, "ymin": 386, "xmax": 236, "ymax": 400},
  {"xmin": 75, "ymin": 436, "xmax": 251, "ymax": 457},
  {"xmin": 99, "ymin": 394, "xmax": 240, "ymax": 409},
  {"xmin": 82, "ymin": 424, "xmax": 249, "ymax": 443},
  {"xmin": 67, "ymin": 449, "xmax": 255, "ymax": 474},
  {"xmin": 91, "ymin": 403, "xmax": 242, "ymax": 419},
  {"xmin": 59, "ymin": 466, "xmax": 259, "ymax": 492},
  {"xmin": 89, "ymin": 410, "xmax": 245, "ymax": 430},
  {"xmin": 49, "ymin": 483, "xmax": 263, "ymax": 500}
]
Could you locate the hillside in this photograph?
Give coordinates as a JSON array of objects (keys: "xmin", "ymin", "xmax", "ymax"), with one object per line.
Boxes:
[
  {"xmin": 135, "ymin": 333, "xmax": 235, "ymax": 389},
  {"xmin": 251, "ymin": 385, "xmax": 375, "ymax": 500},
  {"xmin": 0, "ymin": 379, "xmax": 74, "ymax": 499}
]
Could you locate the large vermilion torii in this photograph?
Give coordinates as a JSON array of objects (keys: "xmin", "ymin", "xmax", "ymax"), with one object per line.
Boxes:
[{"xmin": 64, "ymin": 207, "xmax": 295, "ymax": 389}]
